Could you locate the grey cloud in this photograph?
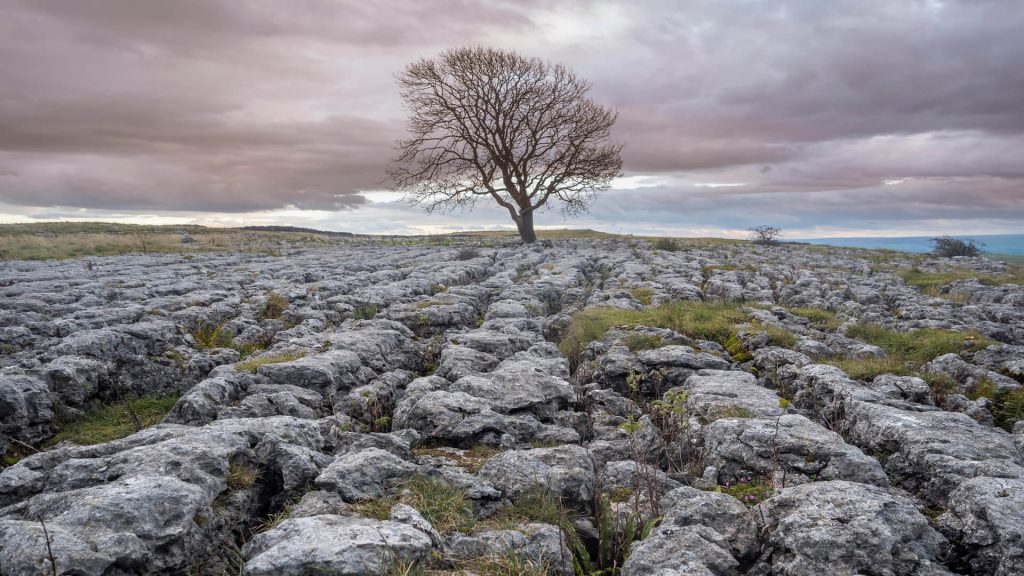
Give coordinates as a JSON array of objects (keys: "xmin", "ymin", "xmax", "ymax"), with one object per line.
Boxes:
[{"xmin": 0, "ymin": 0, "xmax": 1021, "ymax": 229}]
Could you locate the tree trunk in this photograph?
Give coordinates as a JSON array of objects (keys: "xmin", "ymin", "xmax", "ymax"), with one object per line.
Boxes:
[{"xmin": 516, "ymin": 210, "xmax": 537, "ymax": 243}]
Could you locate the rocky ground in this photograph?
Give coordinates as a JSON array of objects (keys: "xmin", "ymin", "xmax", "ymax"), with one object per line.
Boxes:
[{"xmin": 1, "ymin": 237, "xmax": 1022, "ymax": 576}]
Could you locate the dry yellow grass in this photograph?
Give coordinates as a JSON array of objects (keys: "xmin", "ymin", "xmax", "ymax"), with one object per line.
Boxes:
[{"xmin": 0, "ymin": 222, "xmax": 347, "ymax": 261}]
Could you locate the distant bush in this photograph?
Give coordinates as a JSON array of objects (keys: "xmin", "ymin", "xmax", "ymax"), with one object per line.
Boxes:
[
  {"xmin": 652, "ymin": 237, "xmax": 681, "ymax": 251},
  {"xmin": 748, "ymin": 226, "xmax": 782, "ymax": 246},
  {"xmin": 931, "ymin": 236, "xmax": 982, "ymax": 257}
]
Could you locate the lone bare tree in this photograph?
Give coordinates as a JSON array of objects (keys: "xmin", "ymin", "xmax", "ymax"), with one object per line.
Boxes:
[
  {"xmin": 749, "ymin": 226, "xmax": 783, "ymax": 246},
  {"xmin": 388, "ymin": 46, "xmax": 623, "ymax": 243}
]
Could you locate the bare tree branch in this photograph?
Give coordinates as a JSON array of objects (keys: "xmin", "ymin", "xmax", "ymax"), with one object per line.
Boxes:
[{"xmin": 388, "ymin": 46, "xmax": 623, "ymax": 243}]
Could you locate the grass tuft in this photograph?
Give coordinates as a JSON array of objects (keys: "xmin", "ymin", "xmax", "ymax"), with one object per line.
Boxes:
[
  {"xmin": 899, "ymin": 267, "xmax": 1024, "ymax": 292},
  {"xmin": 399, "ymin": 475, "xmax": 476, "ymax": 534},
  {"xmin": 845, "ymin": 323, "xmax": 994, "ymax": 364},
  {"xmin": 258, "ymin": 290, "xmax": 289, "ymax": 320},
  {"xmin": 621, "ymin": 332, "xmax": 664, "ymax": 352},
  {"xmin": 191, "ymin": 321, "xmax": 234, "ymax": 349},
  {"xmin": 227, "ymin": 462, "xmax": 259, "ymax": 490},
  {"xmin": 629, "ymin": 287, "xmax": 655, "ymax": 305},
  {"xmin": 559, "ymin": 300, "xmax": 749, "ymax": 367},
  {"xmin": 234, "ymin": 350, "xmax": 306, "ymax": 373},
  {"xmin": 787, "ymin": 307, "xmax": 843, "ymax": 331},
  {"xmin": 47, "ymin": 395, "xmax": 179, "ymax": 446},
  {"xmin": 353, "ymin": 475, "xmax": 475, "ymax": 535}
]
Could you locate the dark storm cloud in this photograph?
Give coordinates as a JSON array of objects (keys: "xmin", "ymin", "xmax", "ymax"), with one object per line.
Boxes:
[{"xmin": 0, "ymin": 0, "xmax": 1021, "ymax": 227}]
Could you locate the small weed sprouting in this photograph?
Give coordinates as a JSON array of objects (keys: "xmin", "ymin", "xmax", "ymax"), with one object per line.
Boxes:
[
  {"xmin": 191, "ymin": 321, "xmax": 234, "ymax": 349},
  {"xmin": 226, "ymin": 462, "xmax": 259, "ymax": 490},
  {"xmin": 715, "ymin": 475, "xmax": 774, "ymax": 507},
  {"xmin": 353, "ymin": 304, "xmax": 378, "ymax": 320}
]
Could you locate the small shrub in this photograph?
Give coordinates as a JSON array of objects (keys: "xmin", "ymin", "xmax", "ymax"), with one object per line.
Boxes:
[
  {"xmin": 234, "ymin": 350, "xmax": 306, "ymax": 373},
  {"xmin": 724, "ymin": 333, "xmax": 752, "ymax": 363},
  {"xmin": 748, "ymin": 225, "xmax": 782, "ymax": 246},
  {"xmin": 923, "ymin": 372, "xmax": 959, "ymax": 406},
  {"xmin": 932, "ymin": 236, "xmax": 982, "ymax": 257},
  {"xmin": 967, "ymin": 377, "xmax": 999, "ymax": 401},
  {"xmin": 998, "ymin": 388, "xmax": 1024, "ymax": 431},
  {"xmin": 47, "ymin": 395, "xmax": 179, "ymax": 446},
  {"xmin": 353, "ymin": 304, "xmax": 378, "ymax": 320},
  {"xmin": 191, "ymin": 321, "xmax": 233, "ymax": 349},
  {"xmin": 652, "ymin": 237, "xmax": 681, "ymax": 251}
]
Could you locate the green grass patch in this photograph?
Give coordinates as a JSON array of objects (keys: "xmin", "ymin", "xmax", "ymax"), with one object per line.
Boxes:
[
  {"xmin": 622, "ymin": 332, "xmax": 664, "ymax": 352},
  {"xmin": 845, "ymin": 324, "xmax": 994, "ymax": 364},
  {"xmin": 714, "ymin": 477, "xmax": 774, "ymax": 507},
  {"xmin": 352, "ymin": 475, "xmax": 475, "ymax": 535},
  {"xmin": 351, "ymin": 497, "xmax": 398, "ymax": 521},
  {"xmin": 899, "ymin": 267, "xmax": 1024, "ymax": 292},
  {"xmin": 629, "ymin": 287, "xmax": 655, "ymax": 305},
  {"xmin": 47, "ymin": 395, "xmax": 179, "ymax": 446},
  {"xmin": 787, "ymin": 307, "xmax": 843, "ymax": 331},
  {"xmin": 830, "ymin": 356, "xmax": 916, "ymax": 381},
  {"xmin": 234, "ymin": 350, "xmax": 306, "ymax": 373},
  {"xmin": 191, "ymin": 321, "xmax": 234, "ymax": 349},
  {"xmin": 399, "ymin": 475, "xmax": 475, "ymax": 534},
  {"xmin": 999, "ymin": 388, "xmax": 1024, "ymax": 431},
  {"xmin": 559, "ymin": 300, "xmax": 749, "ymax": 367}
]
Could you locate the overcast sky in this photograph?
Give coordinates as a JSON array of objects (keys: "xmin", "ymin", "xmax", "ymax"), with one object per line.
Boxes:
[{"xmin": 1, "ymin": 0, "xmax": 1022, "ymax": 238}]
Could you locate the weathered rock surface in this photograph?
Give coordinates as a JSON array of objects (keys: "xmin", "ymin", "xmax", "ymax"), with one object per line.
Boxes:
[
  {"xmin": 242, "ymin": 515, "xmax": 433, "ymax": 575},
  {"xmin": 1, "ymin": 239, "xmax": 1022, "ymax": 575},
  {"xmin": 754, "ymin": 481, "xmax": 953, "ymax": 576}
]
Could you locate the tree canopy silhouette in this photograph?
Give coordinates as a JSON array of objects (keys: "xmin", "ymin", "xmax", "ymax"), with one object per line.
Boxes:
[{"xmin": 388, "ymin": 46, "xmax": 623, "ymax": 243}]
